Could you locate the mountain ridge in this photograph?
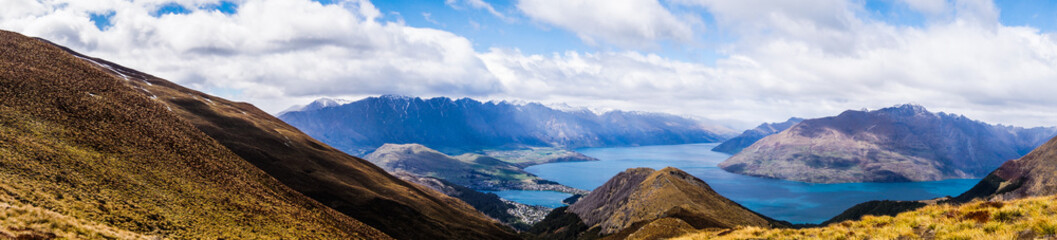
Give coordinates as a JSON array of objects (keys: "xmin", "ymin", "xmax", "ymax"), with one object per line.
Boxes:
[
  {"xmin": 278, "ymin": 96, "xmax": 732, "ymax": 155},
  {"xmin": 0, "ymin": 30, "xmax": 389, "ymax": 239}
]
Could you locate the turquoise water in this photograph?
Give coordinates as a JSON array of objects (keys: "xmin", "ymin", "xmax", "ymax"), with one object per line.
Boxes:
[
  {"xmin": 512, "ymin": 143, "xmax": 981, "ymax": 224},
  {"xmin": 487, "ymin": 190, "xmax": 572, "ymax": 208}
]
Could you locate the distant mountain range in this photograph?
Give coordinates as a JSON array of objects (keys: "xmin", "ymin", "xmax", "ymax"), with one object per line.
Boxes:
[
  {"xmin": 278, "ymin": 96, "xmax": 733, "ymax": 155},
  {"xmin": 711, "ymin": 117, "xmax": 804, "ymax": 155},
  {"xmin": 720, "ymin": 104, "xmax": 1057, "ymax": 183}
]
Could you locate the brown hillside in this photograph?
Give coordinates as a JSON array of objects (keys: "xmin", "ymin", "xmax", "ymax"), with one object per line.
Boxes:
[
  {"xmin": 567, "ymin": 167, "xmax": 780, "ymax": 237},
  {"xmin": 0, "ymin": 30, "xmax": 388, "ymax": 238},
  {"xmin": 36, "ymin": 32, "xmax": 515, "ymax": 239},
  {"xmin": 956, "ymin": 135, "xmax": 1057, "ymax": 202}
]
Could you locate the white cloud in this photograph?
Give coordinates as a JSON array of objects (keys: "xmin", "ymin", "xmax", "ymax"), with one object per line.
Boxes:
[
  {"xmin": 478, "ymin": 0, "xmax": 1057, "ymax": 128},
  {"xmin": 3, "ymin": 0, "xmax": 1057, "ymax": 129},
  {"xmin": 516, "ymin": 0, "xmax": 696, "ymax": 48},
  {"xmin": 446, "ymin": 0, "xmax": 510, "ymax": 21},
  {"xmin": 2, "ymin": 0, "xmax": 501, "ymax": 113},
  {"xmin": 422, "ymin": 12, "xmax": 442, "ymax": 26}
]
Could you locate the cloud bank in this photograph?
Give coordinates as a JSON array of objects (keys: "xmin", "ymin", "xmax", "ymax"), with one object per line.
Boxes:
[{"xmin": 3, "ymin": 0, "xmax": 1057, "ymax": 129}]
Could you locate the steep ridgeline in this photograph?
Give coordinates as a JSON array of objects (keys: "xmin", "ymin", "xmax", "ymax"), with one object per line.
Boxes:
[
  {"xmin": 279, "ymin": 96, "xmax": 731, "ymax": 155},
  {"xmin": 0, "ymin": 30, "xmax": 388, "ymax": 238},
  {"xmin": 36, "ymin": 34, "xmax": 516, "ymax": 239},
  {"xmin": 720, "ymin": 104, "xmax": 1057, "ymax": 183},
  {"xmin": 711, "ymin": 117, "xmax": 803, "ymax": 155},
  {"xmin": 954, "ymin": 134, "xmax": 1057, "ymax": 202},
  {"xmin": 533, "ymin": 167, "xmax": 783, "ymax": 239},
  {"xmin": 365, "ymin": 143, "xmax": 586, "ymax": 194}
]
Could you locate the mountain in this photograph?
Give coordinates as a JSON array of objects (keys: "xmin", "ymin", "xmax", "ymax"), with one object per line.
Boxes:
[
  {"xmin": 12, "ymin": 30, "xmax": 517, "ymax": 239},
  {"xmin": 954, "ymin": 135, "xmax": 1057, "ymax": 202},
  {"xmin": 277, "ymin": 97, "xmax": 352, "ymax": 115},
  {"xmin": 719, "ymin": 104, "xmax": 1057, "ymax": 183},
  {"xmin": 0, "ymin": 30, "xmax": 388, "ymax": 238},
  {"xmin": 533, "ymin": 167, "xmax": 783, "ymax": 239},
  {"xmin": 711, "ymin": 117, "xmax": 803, "ymax": 154},
  {"xmin": 278, "ymin": 96, "xmax": 731, "ymax": 155},
  {"xmin": 365, "ymin": 143, "xmax": 586, "ymax": 193}
]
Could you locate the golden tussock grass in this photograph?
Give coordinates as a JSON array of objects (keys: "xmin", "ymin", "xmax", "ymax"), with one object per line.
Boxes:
[
  {"xmin": 675, "ymin": 195, "xmax": 1057, "ymax": 240},
  {"xmin": 0, "ymin": 200, "xmax": 150, "ymax": 240}
]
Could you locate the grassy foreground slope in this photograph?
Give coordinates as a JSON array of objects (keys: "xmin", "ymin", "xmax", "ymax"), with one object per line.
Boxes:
[
  {"xmin": 675, "ymin": 195, "xmax": 1057, "ymax": 239},
  {"xmin": 0, "ymin": 30, "xmax": 388, "ymax": 238}
]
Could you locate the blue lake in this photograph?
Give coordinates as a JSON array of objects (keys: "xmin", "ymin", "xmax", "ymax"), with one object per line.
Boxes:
[
  {"xmin": 487, "ymin": 190, "xmax": 572, "ymax": 208},
  {"xmin": 506, "ymin": 143, "xmax": 980, "ymax": 224}
]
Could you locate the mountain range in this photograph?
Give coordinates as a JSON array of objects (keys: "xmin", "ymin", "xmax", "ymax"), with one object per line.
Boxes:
[
  {"xmin": 278, "ymin": 96, "xmax": 733, "ymax": 155},
  {"xmin": 0, "ymin": 30, "xmax": 516, "ymax": 239},
  {"xmin": 719, "ymin": 104, "xmax": 1057, "ymax": 183},
  {"xmin": 711, "ymin": 117, "xmax": 803, "ymax": 155}
]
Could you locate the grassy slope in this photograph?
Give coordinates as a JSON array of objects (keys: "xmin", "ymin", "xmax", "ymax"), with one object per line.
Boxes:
[
  {"xmin": 957, "ymin": 136, "xmax": 1057, "ymax": 201},
  {"xmin": 42, "ymin": 35, "xmax": 516, "ymax": 239},
  {"xmin": 0, "ymin": 30, "xmax": 388, "ymax": 238},
  {"xmin": 0, "ymin": 198, "xmax": 147, "ymax": 239},
  {"xmin": 675, "ymin": 195, "xmax": 1057, "ymax": 239}
]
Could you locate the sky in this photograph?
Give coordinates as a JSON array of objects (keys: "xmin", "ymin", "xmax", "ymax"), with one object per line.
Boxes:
[{"xmin": 2, "ymin": 0, "xmax": 1057, "ymax": 129}]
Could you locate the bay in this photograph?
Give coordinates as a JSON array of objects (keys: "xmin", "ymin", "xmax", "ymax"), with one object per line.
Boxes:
[{"xmin": 486, "ymin": 190, "xmax": 571, "ymax": 208}]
